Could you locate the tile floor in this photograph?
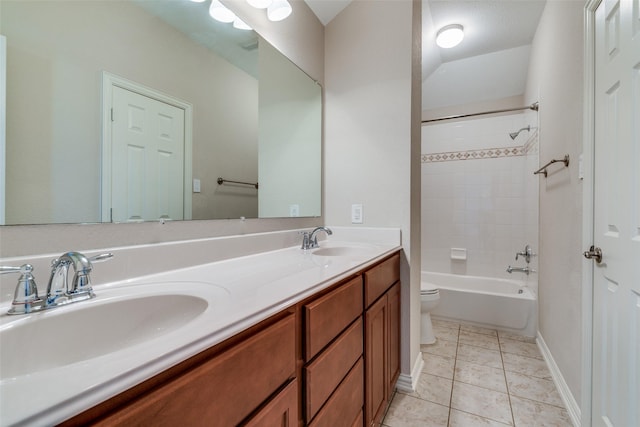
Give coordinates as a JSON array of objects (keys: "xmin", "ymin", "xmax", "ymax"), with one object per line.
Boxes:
[{"xmin": 381, "ymin": 319, "xmax": 573, "ymax": 427}]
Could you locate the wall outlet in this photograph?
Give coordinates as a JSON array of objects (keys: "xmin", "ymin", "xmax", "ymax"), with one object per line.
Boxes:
[
  {"xmin": 289, "ymin": 204, "xmax": 300, "ymax": 217},
  {"xmin": 351, "ymin": 204, "xmax": 363, "ymax": 224},
  {"xmin": 193, "ymin": 179, "xmax": 201, "ymax": 193}
]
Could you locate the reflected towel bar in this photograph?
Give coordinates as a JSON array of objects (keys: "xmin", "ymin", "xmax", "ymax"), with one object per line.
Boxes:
[
  {"xmin": 534, "ymin": 155, "xmax": 569, "ymax": 177},
  {"xmin": 217, "ymin": 177, "xmax": 259, "ymax": 189}
]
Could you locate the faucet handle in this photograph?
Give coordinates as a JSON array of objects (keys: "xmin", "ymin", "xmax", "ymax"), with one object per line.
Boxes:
[
  {"xmin": 300, "ymin": 231, "xmax": 311, "ymax": 250},
  {"xmin": 89, "ymin": 253, "xmax": 114, "ymax": 263},
  {"xmin": 1, "ymin": 264, "xmax": 42, "ymax": 314},
  {"xmin": 515, "ymin": 244, "xmax": 535, "ymax": 263},
  {"xmin": 71, "ymin": 253, "xmax": 113, "ymax": 295}
]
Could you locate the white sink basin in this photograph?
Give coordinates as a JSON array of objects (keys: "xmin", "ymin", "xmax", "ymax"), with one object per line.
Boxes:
[
  {"xmin": 311, "ymin": 244, "xmax": 378, "ymax": 257},
  {"xmin": 0, "ymin": 283, "xmax": 222, "ymax": 381}
]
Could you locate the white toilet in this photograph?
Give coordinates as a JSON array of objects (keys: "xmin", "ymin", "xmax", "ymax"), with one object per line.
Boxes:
[{"xmin": 420, "ymin": 283, "xmax": 440, "ymax": 345}]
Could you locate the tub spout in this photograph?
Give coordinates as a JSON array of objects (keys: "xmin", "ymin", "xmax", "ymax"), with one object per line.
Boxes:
[{"xmin": 506, "ymin": 265, "xmax": 535, "ymax": 275}]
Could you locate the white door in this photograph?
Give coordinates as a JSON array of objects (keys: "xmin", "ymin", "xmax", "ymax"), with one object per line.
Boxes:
[
  {"xmin": 110, "ymin": 86, "xmax": 185, "ymax": 222},
  {"xmin": 591, "ymin": 0, "xmax": 640, "ymax": 425}
]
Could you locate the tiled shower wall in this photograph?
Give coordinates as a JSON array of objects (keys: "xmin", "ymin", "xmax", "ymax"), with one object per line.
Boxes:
[{"xmin": 421, "ymin": 113, "xmax": 539, "ymax": 285}]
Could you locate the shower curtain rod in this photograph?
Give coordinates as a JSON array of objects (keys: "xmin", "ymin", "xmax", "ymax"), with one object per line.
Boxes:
[{"xmin": 422, "ymin": 102, "xmax": 539, "ymax": 124}]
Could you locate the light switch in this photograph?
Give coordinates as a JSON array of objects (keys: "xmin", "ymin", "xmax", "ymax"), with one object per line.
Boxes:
[
  {"xmin": 289, "ymin": 204, "xmax": 300, "ymax": 217},
  {"xmin": 193, "ymin": 179, "xmax": 201, "ymax": 193},
  {"xmin": 351, "ymin": 204, "xmax": 363, "ymax": 224}
]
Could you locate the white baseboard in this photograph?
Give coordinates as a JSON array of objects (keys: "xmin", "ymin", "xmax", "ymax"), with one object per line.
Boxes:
[
  {"xmin": 395, "ymin": 351, "xmax": 424, "ymax": 393},
  {"xmin": 537, "ymin": 332, "xmax": 581, "ymax": 427}
]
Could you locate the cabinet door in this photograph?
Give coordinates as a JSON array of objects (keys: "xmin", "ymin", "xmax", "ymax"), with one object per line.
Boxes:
[
  {"xmin": 387, "ymin": 282, "xmax": 400, "ymax": 398},
  {"xmin": 244, "ymin": 380, "xmax": 298, "ymax": 427},
  {"xmin": 365, "ymin": 295, "xmax": 387, "ymax": 426}
]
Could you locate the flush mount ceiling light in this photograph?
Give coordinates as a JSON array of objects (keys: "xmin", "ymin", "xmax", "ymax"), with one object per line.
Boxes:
[
  {"xmin": 436, "ymin": 24, "xmax": 464, "ymax": 48},
  {"xmin": 209, "ymin": 0, "xmax": 236, "ymax": 23},
  {"xmin": 267, "ymin": 0, "xmax": 292, "ymax": 21},
  {"xmin": 247, "ymin": 0, "xmax": 273, "ymax": 9}
]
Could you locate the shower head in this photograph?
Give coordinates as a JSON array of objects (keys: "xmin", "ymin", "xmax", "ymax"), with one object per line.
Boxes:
[{"xmin": 509, "ymin": 125, "xmax": 531, "ymax": 140}]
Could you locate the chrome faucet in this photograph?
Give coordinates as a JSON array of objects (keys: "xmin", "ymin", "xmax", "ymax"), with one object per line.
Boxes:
[
  {"xmin": 301, "ymin": 226, "xmax": 333, "ymax": 250},
  {"xmin": 1, "ymin": 252, "xmax": 113, "ymax": 314},
  {"xmin": 506, "ymin": 265, "xmax": 535, "ymax": 275}
]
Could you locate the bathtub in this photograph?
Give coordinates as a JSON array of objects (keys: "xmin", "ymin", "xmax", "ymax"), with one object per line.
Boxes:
[{"xmin": 423, "ymin": 271, "xmax": 537, "ymax": 338}]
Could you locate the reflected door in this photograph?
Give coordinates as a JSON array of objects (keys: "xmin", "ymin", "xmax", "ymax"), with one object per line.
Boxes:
[
  {"xmin": 592, "ymin": 0, "xmax": 640, "ymax": 425},
  {"xmin": 110, "ymin": 86, "xmax": 185, "ymax": 222}
]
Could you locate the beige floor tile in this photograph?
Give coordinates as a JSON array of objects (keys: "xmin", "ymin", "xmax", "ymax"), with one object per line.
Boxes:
[
  {"xmin": 383, "ymin": 393, "xmax": 449, "ymax": 427},
  {"xmin": 505, "ymin": 371, "xmax": 564, "ymax": 407},
  {"xmin": 500, "ymin": 338, "xmax": 543, "ymax": 360},
  {"xmin": 402, "ymin": 373, "xmax": 453, "ymax": 407},
  {"xmin": 456, "ymin": 343, "xmax": 503, "ymax": 369},
  {"xmin": 434, "ymin": 324, "xmax": 460, "ymax": 343},
  {"xmin": 460, "ymin": 324, "xmax": 498, "ymax": 337},
  {"xmin": 423, "ymin": 353, "xmax": 456, "ymax": 379},
  {"xmin": 498, "ymin": 330, "xmax": 536, "ymax": 344},
  {"xmin": 502, "ymin": 352, "xmax": 552, "ymax": 380},
  {"xmin": 422, "ymin": 338, "xmax": 458, "ymax": 359},
  {"xmin": 450, "ymin": 381, "xmax": 513, "ymax": 425},
  {"xmin": 432, "ymin": 318, "xmax": 461, "ymax": 331},
  {"xmin": 449, "ymin": 409, "xmax": 511, "ymax": 426},
  {"xmin": 510, "ymin": 396, "xmax": 573, "ymax": 427},
  {"xmin": 459, "ymin": 330, "xmax": 500, "ymax": 351},
  {"xmin": 454, "ymin": 359, "xmax": 507, "ymax": 393}
]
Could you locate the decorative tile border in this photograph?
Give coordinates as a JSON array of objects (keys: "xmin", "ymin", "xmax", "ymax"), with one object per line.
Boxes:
[{"xmin": 422, "ymin": 146, "xmax": 525, "ymax": 163}]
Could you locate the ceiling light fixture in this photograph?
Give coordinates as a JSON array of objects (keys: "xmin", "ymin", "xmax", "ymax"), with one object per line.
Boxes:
[
  {"xmin": 267, "ymin": 0, "xmax": 292, "ymax": 22},
  {"xmin": 436, "ymin": 24, "xmax": 464, "ymax": 48},
  {"xmin": 209, "ymin": 0, "xmax": 237, "ymax": 23},
  {"xmin": 247, "ymin": 0, "xmax": 273, "ymax": 9}
]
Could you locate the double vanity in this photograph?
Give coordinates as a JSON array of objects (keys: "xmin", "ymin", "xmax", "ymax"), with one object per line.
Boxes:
[{"xmin": 0, "ymin": 227, "xmax": 401, "ymax": 426}]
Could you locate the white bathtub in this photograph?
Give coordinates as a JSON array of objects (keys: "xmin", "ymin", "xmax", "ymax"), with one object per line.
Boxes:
[{"xmin": 423, "ymin": 271, "xmax": 537, "ymax": 338}]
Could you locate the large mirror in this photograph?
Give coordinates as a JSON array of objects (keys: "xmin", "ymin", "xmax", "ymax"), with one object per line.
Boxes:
[{"xmin": 0, "ymin": 0, "xmax": 321, "ymax": 225}]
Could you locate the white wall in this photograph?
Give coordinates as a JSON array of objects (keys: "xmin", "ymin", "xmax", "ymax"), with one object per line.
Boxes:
[
  {"xmin": 525, "ymin": 0, "xmax": 585, "ymax": 405},
  {"xmin": 324, "ymin": 0, "xmax": 422, "ymax": 385}
]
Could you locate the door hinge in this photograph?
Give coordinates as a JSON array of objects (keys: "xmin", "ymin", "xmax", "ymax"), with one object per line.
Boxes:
[{"xmin": 110, "ymin": 108, "xmax": 114, "ymax": 122}]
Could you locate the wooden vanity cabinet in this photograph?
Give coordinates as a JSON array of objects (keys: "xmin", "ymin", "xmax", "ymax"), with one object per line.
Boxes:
[
  {"xmin": 61, "ymin": 251, "xmax": 401, "ymax": 427},
  {"xmin": 364, "ymin": 254, "xmax": 401, "ymax": 426}
]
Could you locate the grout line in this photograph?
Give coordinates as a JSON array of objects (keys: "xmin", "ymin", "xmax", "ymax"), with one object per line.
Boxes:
[
  {"xmin": 446, "ymin": 323, "xmax": 461, "ymax": 427},
  {"xmin": 498, "ymin": 335, "xmax": 517, "ymax": 427}
]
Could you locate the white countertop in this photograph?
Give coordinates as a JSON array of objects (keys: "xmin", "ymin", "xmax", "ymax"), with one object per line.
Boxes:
[{"xmin": 0, "ymin": 231, "xmax": 401, "ymax": 426}]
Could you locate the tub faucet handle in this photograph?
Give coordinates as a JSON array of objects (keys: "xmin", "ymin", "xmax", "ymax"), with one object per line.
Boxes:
[{"xmin": 515, "ymin": 244, "xmax": 534, "ymax": 263}]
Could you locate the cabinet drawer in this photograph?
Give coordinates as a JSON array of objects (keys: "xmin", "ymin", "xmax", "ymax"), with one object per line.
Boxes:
[
  {"xmin": 364, "ymin": 253, "xmax": 400, "ymax": 307},
  {"xmin": 304, "ymin": 276, "xmax": 363, "ymax": 360},
  {"xmin": 97, "ymin": 315, "xmax": 296, "ymax": 427},
  {"xmin": 244, "ymin": 379, "xmax": 298, "ymax": 427},
  {"xmin": 305, "ymin": 317, "xmax": 363, "ymax": 422},
  {"xmin": 309, "ymin": 357, "xmax": 364, "ymax": 427}
]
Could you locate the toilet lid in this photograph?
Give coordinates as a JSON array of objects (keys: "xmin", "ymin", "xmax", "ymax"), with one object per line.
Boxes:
[{"xmin": 420, "ymin": 283, "xmax": 438, "ymax": 295}]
